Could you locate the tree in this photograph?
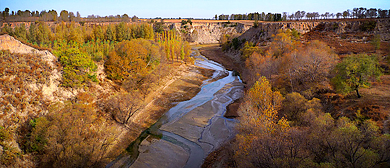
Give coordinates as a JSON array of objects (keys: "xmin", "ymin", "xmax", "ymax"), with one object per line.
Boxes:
[
  {"xmin": 131, "ymin": 15, "xmax": 138, "ymax": 22},
  {"xmin": 283, "ymin": 40, "xmax": 338, "ymax": 90},
  {"xmin": 105, "ymin": 39, "xmax": 160, "ymax": 83},
  {"xmin": 14, "ymin": 23, "xmax": 27, "ymax": 41},
  {"xmin": 246, "ymin": 76, "xmax": 284, "ymax": 112},
  {"xmin": 378, "ymin": 9, "xmax": 389, "ymax": 18},
  {"xmin": 343, "ymin": 10, "xmax": 350, "ymax": 18},
  {"xmin": 104, "ymin": 92, "xmax": 144, "ymax": 125},
  {"xmin": 300, "ymin": 11, "xmax": 306, "ymax": 20},
  {"xmin": 234, "ymin": 77, "xmax": 290, "ymax": 168},
  {"xmin": 115, "ymin": 22, "xmax": 130, "ymax": 41},
  {"xmin": 371, "ymin": 34, "xmax": 381, "ymax": 51},
  {"xmin": 268, "ymin": 29, "xmax": 295, "ymax": 58},
  {"xmin": 187, "ymin": 18, "xmax": 192, "ymax": 25},
  {"xmin": 56, "ymin": 48, "xmax": 98, "ymax": 87},
  {"xmin": 59, "ymin": 10, "xmax": 69, "ymax": 21},
  {"xmin": 336, "ymin": 12, "xmax": 342, "ymax": 19},
  {"xmin": 105, "ymin": 25, "xmax": 115, "ymax": 41},
  {"xmin": 332, "ymin": 54, "xmax": 382, "ymax": 98},
  {"xmin": 76, "ymin": 11, "xmax": 81, "ymax": 21},
  {"xmin": 68, "ymin": 12, "xmax": 75, "ymax": 21},
  {"xmin": 295, "ymin": 11, "xmax": 301, "ymax": 20},
  {"xmin": 25, "ymin": 99, "xmax": 119, "ymax": 167},
  {"xmin": 4, "ymin": 7, "xmax": 9, "ymax": 17},
  {"xmin": 282, "ymin": 12, "xmax": 287, "ymax": 21},
  {"xmin": 281, "ymin": 92, "xmax": 307, "ymax": 122}
]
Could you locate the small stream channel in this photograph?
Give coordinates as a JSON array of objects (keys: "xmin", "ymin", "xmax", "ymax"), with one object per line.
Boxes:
[{"xmin": 107, "ymin": 48, "xmax": 244, "ymax": 168}]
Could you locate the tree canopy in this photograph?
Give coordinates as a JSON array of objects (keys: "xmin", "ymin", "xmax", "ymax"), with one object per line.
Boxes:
[{"xmin": 332, "ymin": 54, "xmax": 382, "ymax": 98}]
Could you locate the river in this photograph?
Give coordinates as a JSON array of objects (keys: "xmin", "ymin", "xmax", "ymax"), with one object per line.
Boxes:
[{"xmin": 108, "ymin": 48, "xmax": 244, "ymax": 168}]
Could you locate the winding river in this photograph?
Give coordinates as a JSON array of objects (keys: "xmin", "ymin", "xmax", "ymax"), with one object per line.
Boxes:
[{"xmin": 108, "ymin": 48, "xmax": 244, "ymax": 168}]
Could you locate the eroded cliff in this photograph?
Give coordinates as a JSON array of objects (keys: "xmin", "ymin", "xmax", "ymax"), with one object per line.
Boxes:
[{"xmin": 170, "ymin": 19, "xmax": 389, "ymax": 45}]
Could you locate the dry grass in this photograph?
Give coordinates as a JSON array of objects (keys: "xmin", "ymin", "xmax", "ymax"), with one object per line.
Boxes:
[{"xmin": 329, "ymin": 75, "xmax": 390, "ymax": 132}]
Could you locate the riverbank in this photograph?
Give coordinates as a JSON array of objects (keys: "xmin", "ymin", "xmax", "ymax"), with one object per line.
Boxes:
[
  {"xmin": 108, "ymin": 50, "xmax": 216, "ymax": 167},
  {"xmin": 109, "ymin": 48, "xmax": 244, "ymax": 168},
  {"xmin": 198, "ymin": 44, "xmax": 246, "ymax": 119},
  {"xmin": 123, "ymin": 63, "xmax": 215, "ymax": 144},
  {"xmin": 198, "ymin": 44, "xmax": 245, "ymax": 168}
]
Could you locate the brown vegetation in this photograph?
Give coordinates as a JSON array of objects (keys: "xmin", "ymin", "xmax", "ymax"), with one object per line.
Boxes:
[
  {"xmin": 0, "ymin": 19, "xmax": 211, "ymax": 167},
  {"xmin": 202, "ymin": 26, "xmax": 390, "ymax": 167}
]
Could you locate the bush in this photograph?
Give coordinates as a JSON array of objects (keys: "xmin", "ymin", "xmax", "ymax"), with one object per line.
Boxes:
[
  {"xmin": 253, "ymin": 19, "xmax": 259, "ymax": 28},
  {"xmin": 332, "ymin": 54, "xmax": 382, "ymax": 98},
  {"xmin": 0, "ymin": 126, "xmax": 20, "ymax": 166},
  {"xmin": 360, "ymin": 21, "xmax": 377, "ymax": 31},
  {"xmin": 24, "ymin": 102, "xmax": 118, "ymax": 167},
  {"xmin": 371, "ymin": 34, "xmax": 381, "ymax": 51},
  {"xmin": 56, "ymin": 48, "xmax": 97, "ymax": 87}
]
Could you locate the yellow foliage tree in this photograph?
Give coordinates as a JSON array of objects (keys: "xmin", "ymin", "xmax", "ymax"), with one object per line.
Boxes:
[
  {"xmin": 235, "ymin": 77, "xmax": 290, "ymax": 167},
  {"xmin": 26, "ymin": 99, "xmax": 119, "ymax": 167}
]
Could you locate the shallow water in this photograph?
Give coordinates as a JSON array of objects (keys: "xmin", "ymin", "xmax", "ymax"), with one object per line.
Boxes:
[{"xmin": 108, "ymin": 48, "xmax": 244, "ymax": 168}]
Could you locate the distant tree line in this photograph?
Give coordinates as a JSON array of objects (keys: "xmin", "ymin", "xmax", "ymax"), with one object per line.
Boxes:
[
  {"xmin": 216, "ymin": 13, "xmax": 283, "ymax": 21},
  {"xmin": 215, "ymin": 7, "xmax": 390, "ymax": 21},
  {"xmin": 0, "ymin": 7, "xmax": 138, "ymax": 22}
]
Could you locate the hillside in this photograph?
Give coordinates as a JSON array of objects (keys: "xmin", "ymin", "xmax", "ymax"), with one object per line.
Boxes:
[
  {"xmin": 199, "ymin": 18, "xmax": 390, "ymax": 168},
  {"xmin": 1, "ymin": 17, "xmax": 390, "ymax": 167},
  {"xmin": 0, "ymin": 34, "xmax": 214, "ymax": 167}
]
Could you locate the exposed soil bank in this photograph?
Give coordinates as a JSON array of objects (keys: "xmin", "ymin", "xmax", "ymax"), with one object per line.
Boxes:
[{"xmin": 198, "ymin": 44, "xmax": 245, "ymax": 76}]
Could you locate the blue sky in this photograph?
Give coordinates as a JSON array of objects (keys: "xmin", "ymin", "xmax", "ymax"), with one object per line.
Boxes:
[{"xmin": 1, "ymin": 0, "xmax": 389, "ymax": 19}]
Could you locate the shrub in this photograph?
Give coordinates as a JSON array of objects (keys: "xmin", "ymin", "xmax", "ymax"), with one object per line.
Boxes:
[
  {"xmin": 332, "ymin": 54, "xmax": 382, "ymax": 98},
  {"xmin": 371, "ymin": 34, "xmax": 381, "ymax": 51},
  {"xmin": 56, "ymin": 48, "xmax": 97, "ymax": 87},
  {"xmin": 360, "ymin": 21, "xmax": 377, "ymax": 31}
]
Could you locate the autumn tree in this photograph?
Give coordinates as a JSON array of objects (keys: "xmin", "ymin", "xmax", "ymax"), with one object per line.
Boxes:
[
  {"xmin": 59, "ymin": 10, "xmax": 69, "ymax": 21},
  {"xmin": 55, "ymin": 47, "xmax": 98, "ymax": 87},
  {"xmin": 234, "ymin": 77, "xmax": 290, "ymax": 167},
  {"xmin": 282, "ymin": 40, "xmax": 338, "ymax": 90},
  {"xmin": 371, "ymin": 34, "xmax": 381, "ymax": 51},
  {"xmin": 104, "ymin": 92, "xmax": 144, "ymax": 125},
  {"xmin": 245, "ymin": 51, "xmax": 277, "ymax": 84},
  {"xmin": 93, "ymin": 25, "xmax": 104, "ymax": 40},
  {"xmin": 0, "ymin": 126, "xmax": 20, "ymax": 166},
  {"xmin": 280, "ymin": 92, "xmax": 323, "ymax": 126},
  {"xmin": 105, "ymin": 25, "xmax": 116, "ymax": 41},
  {"xmin": 28, "ymin": 21, "xmax": 52, "ymax": 45},
  {"xmin": 332, "ymin": 54, "xmax": 382, "ymax": 98},
  {"xmin": 240, "ymin": 41, "xmax": 262, "ymax": 60},
  {"xmin": 13, "ymin": 23, "xmax": 27, "ymax": 41},
  {"xmin": 306, "ymin": 113, "xmax": 390, "ymax": 167},
  {"xmin": 268, "ymin": 29, "xmax": 296, "ymax": 58},
  {"xmin": 24, "ymin": 99, "xmax": 119, "ymax": 168},
  {"xmin": 105, "ymin": 39, "xmax": 161, "ymax": 83},
  {"xmin": 115, "ymin": 22, "xmax": 130, "ymax": 41}
]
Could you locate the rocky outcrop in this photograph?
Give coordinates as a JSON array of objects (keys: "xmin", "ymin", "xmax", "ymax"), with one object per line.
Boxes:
[
  {"xmin": 170, "ymin": 22, "xmax": 252, "ymax": 44},
  {"xmin": 0, "ymin": 34, "xmax": 56, "ymax": 67},
  {"xmin": 239, "ymin": 19, "xmax": 390, "ymax": 43},
  {"xmin": 376, "ymin": 19, "xmax": 390, "ymax": 41}
]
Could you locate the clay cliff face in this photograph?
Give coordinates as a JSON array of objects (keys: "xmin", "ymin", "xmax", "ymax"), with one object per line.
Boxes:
[
  {"xmin": 0, "ymin": 34, "xmax": 65, "ymax": 102},
  {"xmin": 171, "ymin": 19, "xmax": 389, "ymax": 44},
  {"xmin": 170, "ymin": 22, "xmax": 252, "ymax": 44},
  {"xmin": 240, "ymin": 19, "xmax": 390, "ymax": 43}
]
